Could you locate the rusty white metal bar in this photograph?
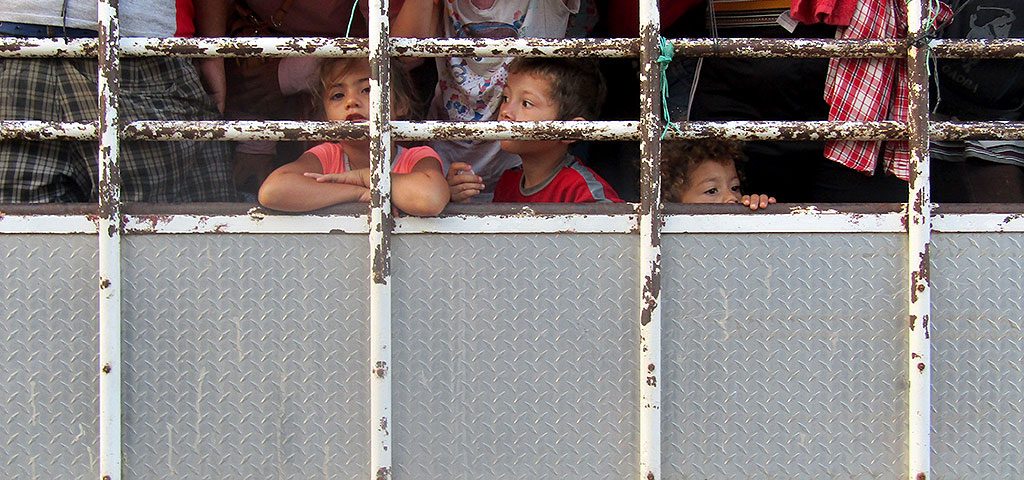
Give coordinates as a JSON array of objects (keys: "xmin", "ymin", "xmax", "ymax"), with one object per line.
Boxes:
[
  {"xmin": 0, "ymin": 37, "xmax": 97, "ymax": 57},
  {"xmin": 933, "ymin": 213, "xmax": 1024, "ymax": 232},
  {"xmin": 22, "ymin": 118, "xmax": 1024, "ymax": 143},
  {"xmin": 119, "ymin": 36, "xmax": 368, "ymax": 57},
  {"xmin": 931, "ymin": 38, "xmax": 1024, "ymax": 58},
  {"xmin": 663, "ymin": 120, "xmax": 906, "ymax": 141},
  {"xmin": 122, "ymin": 212, "xmax": 370, "ymax": 234},
  {"xmin": 929, "ymin": 121, "xmax": 1024, "ymax": 141},
  {"xmin": 122, "ymin": 120, "xmax": 639, "ymax": 141},
  {"xmin": 670, "ymin": 38, "xmax": 905, "ymax": 58},
  {"xmin": 96, "ymin": 0, "xmax": 122, "ymax": 479},
  {"xmin": 0, "ymin": 215, "xmax": 99, "ymax": 233},
  {"xmin": 906, "ymin": 0, "xmax": 931, "ymax": 478},
  {"xmin": 638, "ymin": 1, "xmax": 661, "ymax": 479},
  {"xmin": 13, "ymin": 211, "xmax": 1024, "ymax": 235},
  {"xmin": 390, "ymin": 37, "xmax": 636, "ymax": 57},
  {"xmin": 663, "ymin": 209, "xmax": 906, "ymax": 233},
  {"xmin": 392, "ymin": 120, "xmax": 639, "ymax": 141},
  {"xmin": 6, "ymin": 35, "xmax": 1024, "ymax": 61},
  {"xmin": 0, "ymin": 121, "xmax": 97, "ymax": 140},
  {"xmin": 123, "ymin": 120, "xmax": 368, "ymax": 141},
  {"xmin": 396, "ymin": 213, "xmax": 638, "ymax": 234},
  {"xmin": 367, "ymin": 0, "xmax": 392, "ymax": 479}
]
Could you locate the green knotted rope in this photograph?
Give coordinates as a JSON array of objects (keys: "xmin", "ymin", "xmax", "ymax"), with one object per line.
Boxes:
[{"xmin": 657, "ymin": 36, "xmax": 683, "ymax": 140}]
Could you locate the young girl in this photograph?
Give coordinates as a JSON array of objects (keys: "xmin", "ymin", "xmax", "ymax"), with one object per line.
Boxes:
[
  {"xmin": 661, "ymin": 140, "xmax": 776, "ymax": 210},
  {"xmin": 258, "ymin": 57, "xmax": 449, "ymax": 215}
]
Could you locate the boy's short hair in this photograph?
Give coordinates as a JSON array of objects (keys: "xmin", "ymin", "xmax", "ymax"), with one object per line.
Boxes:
[
  {"xmin": 660, "ymin": 140, "xmax": 744, "ymax": 201},
  {"xmin": 315, "ymin": 57, "xmax": 423, "ymax": 119},
  {"xmin": 507, "ymin": 58, "xmax": 606, "ymax": 120}
]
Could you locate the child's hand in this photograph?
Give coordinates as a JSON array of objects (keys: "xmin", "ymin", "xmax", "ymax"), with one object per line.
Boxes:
[
  {"xmin": 447, "ymin": 162, "xmax": 485, "ymax": 203},
  {"xmin": 741, "ymin": 194, "xmax": 776, "ymax": 211},
  {"xmin": 305, "ymin": 168, "xmax": 372, "ymax": 188}
]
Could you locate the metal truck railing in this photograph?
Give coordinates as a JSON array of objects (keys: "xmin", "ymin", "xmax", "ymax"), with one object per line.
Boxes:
[{"xmin": 2, "ymin": 0, "xmax": 1024, "ymax": 479}]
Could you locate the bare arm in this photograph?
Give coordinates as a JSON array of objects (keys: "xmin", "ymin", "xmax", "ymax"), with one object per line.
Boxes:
[
  {"xmin": 258, "ymin": 153, "xmax": 371, "ymax": 212},
  {"xmin": 311, "ymin": 157, "xmax": 451, "ymax": 216},
  {"xmin": 194, "ymin": 0, "xmax": 231, "ymax": 113},
  {"xmin": 391, "ymin": 156, "xmax": 450, "ymax": 216},
  {"xmin": 390, "ymin": 0, "xmax": 442, "ymax": 38}
]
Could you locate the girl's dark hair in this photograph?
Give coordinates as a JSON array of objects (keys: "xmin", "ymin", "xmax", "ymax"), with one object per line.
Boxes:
[
  {"xmin": 314, "ymin": 57, "xmax": 423, "ymax": 120},
  {"xmin": 507, "ymin": 57, "xmax": 606, "ymax": 120},
  {"xmin": 660, "ymin": 140, "xmax": 745, "ymax": 202}
]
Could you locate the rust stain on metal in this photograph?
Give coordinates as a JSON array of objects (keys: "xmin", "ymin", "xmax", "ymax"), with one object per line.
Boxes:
[
  {"xmin": 103, "ymin": 476, "xmax": 111, "ymax": 480},
  {"xmin": 646, "ymin": 376, "xmax": 657, "ymax": 387},
  {"xmin": 379, "ymin": 416, "xmax": 389, "ymax": 436},
  {"xmin": 372, "ymin": 213, "xmax": 394, "ymax": 285},
  {"xmin": 102, "ymin": 363, "xmax": 111, "ymax": 374},
  {"xmin": 922, "ymin": 315, "xmax": 929, "ymax": 339},
  {"xmin": 909, "ymin": 244, "xmax": 930, "ymax": 304},
  {"xmin": 373, "ymin": 361, "xmax": 388, "ymax": 378},
  {"xmin": 375, "ymin": 467, "xmax": 391, "ymax": 480},
  {"xmin": 917, "ymin": 362, "xmax": 926, "ymax": 373},
  {"xmin": 100, "ymin": 278, "xmax": 111, "ymax": 289},
  {"xmin": 640, "ymin": 254, "xmax": 662, "ymax": 327},
  {"xmin": 917, "ymin": 473, "xmax": 926, "ymax": 480},
  {"xmin": 912, "ymin": 352, "xmax": 921, "ymax": 359},
  {"xmin": 909, "ymin": 314, "xmax": 917, "ymax": 331},
  {"xmin": 647, "ymin": 471, "xmax": 655, "ymax": 480}
]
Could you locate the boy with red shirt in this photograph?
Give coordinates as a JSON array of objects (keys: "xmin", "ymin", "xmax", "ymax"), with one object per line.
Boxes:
[{"xmin": 451, "ymin": 58, "xmax": 622, "ymax": 203}]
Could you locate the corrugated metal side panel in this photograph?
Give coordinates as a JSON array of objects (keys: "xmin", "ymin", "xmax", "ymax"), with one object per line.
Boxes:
[
  {"xmin": 0, "ymin": 235, "xmax": 98, "ymax": 477},
  {"xmin": 120, "ymin": 235, "xmax": 369, "ymax": 479},
  {"xmin": 661, "ymin": 234, "xmax": 907, "ymax": 478},
  {"xmin": 391, "ymin": 234, "xmax": 638, "ymax": 479},
  {"xmin": 931, "ymin": 233, "xmax": 1024, "ymax": 478}
]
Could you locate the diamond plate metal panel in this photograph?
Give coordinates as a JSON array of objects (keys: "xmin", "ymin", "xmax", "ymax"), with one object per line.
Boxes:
[
  {"xmin": 932, "ymin": 233, "xmax": 1024, "ymax": 479},
  {"xmin": 122, "ymin": 234, "xmax": 369, "ymax": 480},
  {"xmin": 662, "ymin": 234, "xmax": 907, "ymax": 478},
  {"xmin": 392, "ymin": 234, "xmax": 638, "ymax": 479},
  {"xmin": 0, "ymin": 235, "xmax": 98, "ymax": 478}
]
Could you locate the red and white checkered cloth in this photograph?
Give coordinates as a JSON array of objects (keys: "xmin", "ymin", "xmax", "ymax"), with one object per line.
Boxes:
[{"xmin": 823, "ymin": 0, "xmax": 951, "ymax": 180}]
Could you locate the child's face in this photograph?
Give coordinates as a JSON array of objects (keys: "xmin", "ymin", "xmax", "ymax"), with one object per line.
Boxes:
[
  {"xmin": 322, "ymin": 61, "xmax": 372, "ymax": 123},
  {"xmin": 498, "ymin": 71, "xmax": 564, "ymax": 156},
  {"xmin": 674, "ymin": 159, "xmax": 743, "ymax": 204}
]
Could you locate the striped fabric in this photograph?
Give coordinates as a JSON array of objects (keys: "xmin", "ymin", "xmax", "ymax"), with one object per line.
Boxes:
[
  {"xmin": 0, "ymin": 57, "xmax": 236, "ymax": 202},
  {"xmin": 823, "ymin": 0, "xmax": 951, "ymax": 181}
]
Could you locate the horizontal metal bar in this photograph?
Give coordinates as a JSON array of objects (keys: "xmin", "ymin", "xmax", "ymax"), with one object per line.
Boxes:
[
  {"xmin": 121, "ymin": 120, "xmax": 641, "ymax": 141},
  {"xmin": 0, "ymin": 214, "xmax": 99, "ymax": 233},
  {"xmin": 396, "ymin": 213, "xmax": 639, "ymax": 234},
  {"xmin": 0, "ymin": 121, "xmax": 97, "ymax": 140},
  {"xmin": 931, "ymin": 38, "xmax": 1024, "ymax": 58},
  {"xmin": 663, "ymin": 207, "xmax": 906, "ymax": 233},
  {"xmin": 6, "ymin": 37, "xmax": 1024, "ymax": 61},
  {"xmin": 120, "ymin": 37, "xmax": 368, "ymax": 57},
  {"xmin": 670, "ymin": 38, "xmax": 906, "ymax": 58},
  {"xmin": 122, "ymin": 120, "xmax": 367, "ymax": 141},
  {"xmin": 933, "ymin": 212, "xmax": 1024, "ymax": 232},
  {"xmin": 123, "ymin": 212, "xmax": 369, "ymax": 233},
  {"xmin": 7, "ymin": 210, "xmax": 1024, "ymax": 234},
  {"xmin": 4, "ymin": 119, "xmax": 1019, "ymax": 142},
  {"xmin": 662, "ymin": 121, "xmax": 907, "ymax": 141},
  {"xmin": 0, "ymin": 38, "xmax": 97, "ymax": 57},
  {"xmin": 929, "ymin": 121, "xmax": 1024, "ymax": 141},
  {"xmin": 390, "ymin": 37, "xmax": 637, "ymax": 57}
]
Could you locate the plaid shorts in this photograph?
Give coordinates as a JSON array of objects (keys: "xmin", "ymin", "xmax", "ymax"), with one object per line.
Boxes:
[{"xmin": 0, "ymin": 56, "xmax": 237, "ymax": 202}]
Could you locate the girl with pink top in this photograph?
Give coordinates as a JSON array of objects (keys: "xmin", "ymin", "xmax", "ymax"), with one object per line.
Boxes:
[{"xmin": 258, "ymin": 57, "xmax": 450, "ymax": 215}]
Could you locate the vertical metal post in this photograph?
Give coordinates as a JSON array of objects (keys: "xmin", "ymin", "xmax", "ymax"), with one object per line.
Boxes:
[
  {"xmin": 906, "ymin": 0, "xmax": 932, "ymax": 478},
  {"xmin": 97, "ymin": 0, "xmax": 123, "ymax": 479},
  {"xmin": 638, "ymin": 1, "xmax": 662, "ymax": 479},
  {"xmin": 367, "ymin": 0, "xmax": 394, "ymax": 478}
]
